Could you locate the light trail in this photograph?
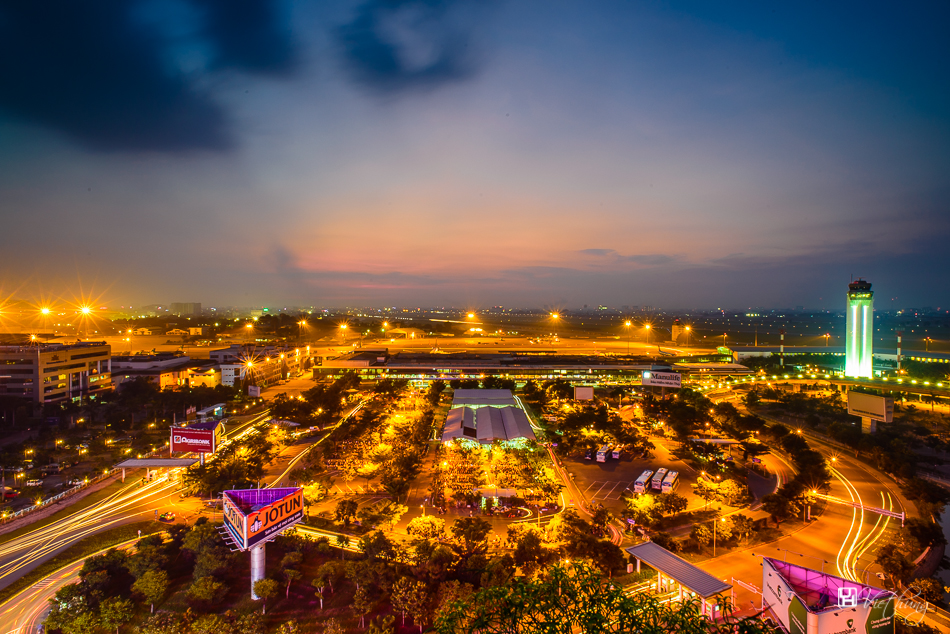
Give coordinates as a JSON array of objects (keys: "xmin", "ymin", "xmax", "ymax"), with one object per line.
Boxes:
[{"xmin": 832, "ymin": 466, "xmax": 863, "ymax": 581}]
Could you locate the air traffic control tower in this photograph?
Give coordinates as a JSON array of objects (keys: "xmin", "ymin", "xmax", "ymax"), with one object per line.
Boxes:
[{"xmin": 845, "ymin": 279, "xmax": 874, "ymax": 377}]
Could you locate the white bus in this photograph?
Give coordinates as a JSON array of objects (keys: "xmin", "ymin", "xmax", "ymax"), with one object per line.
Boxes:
[
  {"xmin": 661, "ymin": 471, "xmax": 680, "ymax": 493},
  {"xmin": 651, "ymin": 467, "xmax": 668, "ymax": 491},
  {"xmin": 596, "ymin": 444, "xmax": 611, "ymax": 462},
  {"xmin": 612, "ymin": 445, "xmax": 623, "ymax": 460},
  {"xmin": 634, "ymin": 470, "xmax": 654, "ymax": 494}
]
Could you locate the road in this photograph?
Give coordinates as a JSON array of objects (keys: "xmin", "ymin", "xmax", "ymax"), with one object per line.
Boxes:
[
  {"xmin": 0, "ymin": 537, "xmax": 144, "ymax": 634},
  {"xmin": 0, "ymin": 409, "xmax": 273, "ymax": 594},
  {"xmin": 698, "ymin": 445, "xmax": 905, "ymax": 616}
]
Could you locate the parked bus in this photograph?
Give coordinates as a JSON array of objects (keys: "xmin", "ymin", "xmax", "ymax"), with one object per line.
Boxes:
[
  {"xmin": 612, "ymin": 445, "xmax": 623, "ymax": 460},
  {"xmin": 634, "ymin": 470, "xmax": 654, "ymax": 494},
  {"xmin": 596, "ymin": 444, "xmax": 611, "ymax": 463},
  {"xmin": 661, "ymin": 470, "xmax": 680, "ymax": 493},
  {"xmin": 651, "ymin": 467, "xmax": 668, "ymax": 491}
]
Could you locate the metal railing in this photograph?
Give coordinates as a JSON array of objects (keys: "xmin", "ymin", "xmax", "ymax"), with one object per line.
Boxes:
[{"xmin": 0, "ymin": 467, "xmax": 120, "ymax": 525}]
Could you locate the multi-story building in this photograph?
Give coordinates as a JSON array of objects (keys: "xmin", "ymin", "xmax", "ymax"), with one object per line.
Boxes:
[
  {"xmin": 0, "ymin": 342, "xmax": 112, "ymax": 406},
  {"xmin": 845, "ymin": 279, "xmax": 874, "ymax": 378},
  {"xmin": 170, "ymin": 302, "xmax": 201, "ymax": 316},
  {"xmin": 216, "ymin": 344, "xmax": 314, "ymax": 388}
]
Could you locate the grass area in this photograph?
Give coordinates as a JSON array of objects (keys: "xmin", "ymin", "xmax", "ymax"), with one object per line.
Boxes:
[
  {"xmin": 0, "ymin": 520, "xmax": 163, "ymax": 607},
  {"xmin": 0, "ymin": 477, "xmax": 129, "ymax": 546}
]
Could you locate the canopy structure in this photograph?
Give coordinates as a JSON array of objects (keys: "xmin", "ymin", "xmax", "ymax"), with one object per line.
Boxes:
[{"xmin": 626, "ymin": 541, "xmax": 732, "ymax": 599}]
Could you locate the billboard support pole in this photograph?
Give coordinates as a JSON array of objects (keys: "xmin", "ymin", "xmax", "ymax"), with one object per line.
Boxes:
[
  {"xmin": 250, "ymin": 543, "xmax": 265, "ymax": 599},
  {"xmin": 200, "ymin": 452, "xmax": 205, "ymax": 466}
]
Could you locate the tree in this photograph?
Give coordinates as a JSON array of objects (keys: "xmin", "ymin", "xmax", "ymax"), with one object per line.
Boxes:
[
  {"xmin": 360, "ymin": 529, "xmax": 396, "ymax": 561},
  {"xmin": 718, "ymin": 479, "xmax": 747, "ymax": 506},
  {"xmin": 335, "ymin": 533, "xmax": 351, "ymax": 557},
  {"xmin": 730, "ymin": 513, "xmax": 755, "ymax": 543},
  {"xmin": 450, "ymin": 516, "xmax": 492, "ymax": 556},
  {"xmin": 276, "ymin": 620, "xmax": 301, "ymax": 634},
  {"xmin": 368, "ymin": 615, "xmax": 397, "ymax": 634},
  {"xmin": 406, "ymin": 580, "xmax": 430, "ymax": 633},
  {"xmin": 435, "ymin": 580, "xmax": 474, "ymax": 624},
  {"xmin": 316, "ymin": 560, "xmax": 345, "ymax": 598},
  {"xmin": 281, "ymin": 551, "xmax": 303, "ymax": 598},
  {"xmin": 335, "ymin": 498, "xmax": 359, "ymax": 527},
  {"xmin": 691, "ymin": 524, "xmax": 712, "ymax": 547},
  {"xmin": 125, "ymin": 534, "xmax": 168, "ymax": 579},
  {"xmin": 434, "ymin": 561, "xmax": 773, "ymax": 634},
  {"xmin": 909, "ymin": 578, "xmax": 944, "ymax": 603},
  {"xmin": 186, "ymin": 575, "xmax": 228, "ymax": 605},
  {"xmin": 254, "ymin": 577, "xmax": 280, "ymax": 614},
  {"xmin": 392, "ymin": 577, "xmax": 414, "ymax": 626},
  {"xmin": 132, "ymin": 569, "xmax": 168, "ymax": 613},
  {"xmin": 354, "ymin": 585, "xmax": 375, "ymax": 628},
  {"xmin": 660, "ymin": 492, "xmax": 688, "ymax": 516},
  {"xmin": 650, "ymin": 532, "xmax": 679, "ymax": 553},
  {"xmin": 407, "ymin": 515, "xmax": 446, "ymax": 541},
  {"xmin": 762, "ymin": 493, "xmax": 800, "ymax": 526},
  {"xmin": 98, "ymin": 597, "xmax": 133, "ymax": 634},
  {"xmin": 323, "ymin": 618, "xmax": 345, "ymax": 634},
  {"xmin": 189, "ymin": 614, "xmax": 230, "ymax": 634}
]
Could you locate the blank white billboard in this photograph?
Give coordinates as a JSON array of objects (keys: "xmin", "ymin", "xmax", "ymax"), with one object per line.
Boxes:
[
  {"xmin": 574, "ymin": 386, "xmax": 594, "ymax": 400},
  {"xmin": 847, "ymin": 391, "xmax": 893, "ymax": 422}
]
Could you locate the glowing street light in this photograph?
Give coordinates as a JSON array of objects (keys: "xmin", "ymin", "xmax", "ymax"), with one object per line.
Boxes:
[{"xmin": 624, "ymin": 320, "xmax": 632, "ymax": 354}]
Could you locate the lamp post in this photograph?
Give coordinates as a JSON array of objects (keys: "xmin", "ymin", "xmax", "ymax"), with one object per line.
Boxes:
[
  {"xmin": 298, "ymin": 320, "xmax": 307, "ymax": 346},
  {"xmin": 823, "ymin": 333, "xmax": 830, "ymax": 347},
  {"xmin": 685, "ymin": 326, "xmax": 691, "ymax": 350},
  {"xmin": 624, "ymin": 321, "xmax": 631, "ymax": 354},
  {"xmin": 644, "ymin": 323, "xmax": 651, "ymax": 347},
  {"xmin": 244, "ymin": 322, "xmax": 253, "ymax": 344},
  {"xmin": 339, "ymin": 323, "xmax": 348, "ymax": 345}
]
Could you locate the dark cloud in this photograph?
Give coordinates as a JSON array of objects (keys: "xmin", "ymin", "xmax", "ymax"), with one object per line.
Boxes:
[
  {"xmin": 0, "ymin": 1, "xmax": 295, "ymax": 153},
  {"xmin": 337, "ymin": 0, "xmax": 478, "ymax": 92},
  {"xmin": 198, "ymin": 0, "xmax": 297, "ymax": 75}
]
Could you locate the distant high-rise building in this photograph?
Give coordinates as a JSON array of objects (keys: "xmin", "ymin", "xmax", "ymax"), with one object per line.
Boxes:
[
  {"xmin": 171, "ymin": 302, "xmax": 201, "ymax": 316},
  {"xmin": 845, "ymin": 279, "xmax": 873, "ymax": 377}
]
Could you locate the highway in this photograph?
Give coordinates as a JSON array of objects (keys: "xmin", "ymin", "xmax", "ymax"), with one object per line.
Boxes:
[
  {"xmin": 0, "ymin": 537, "xmax": 146, "ymax": 634},
  {"xmin": 0, "ymin": 409, "xmax": 273, "ymax": 594},
  {"xmin": 698, "ymin": 446, "xmax": 905, "ymax": 615}
]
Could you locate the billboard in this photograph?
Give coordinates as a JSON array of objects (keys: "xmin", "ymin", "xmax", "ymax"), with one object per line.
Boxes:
[
  {"xmin": 574, "ymin": 386, "xmax": 594, "ymax": 400},
  {"xmin": 762, "ymin": 557, "xmax": 894, "ymax": 634},
  {"xmin": 170, "ymin": 427, "xmax": 216, "ymax": 453},
  {"xmin": 642, "ymin": 371, "xmax": 682, "ymax": 388},
  {"xmin": 847, "ymin": 392, "xmax": 894, "ymax": 422},
  {"xmin": 222, "ymin": 487, "xmax": 303, "ymax": 551},
  {"xmin": 248, "ymin": 385, "xmax": 261, "ymax": 397}
]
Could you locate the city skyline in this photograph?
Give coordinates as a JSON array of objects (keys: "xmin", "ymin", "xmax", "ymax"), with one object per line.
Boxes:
[{"xmin": 2, "ymin": 2, "xmax": 949, "ymax": 307}]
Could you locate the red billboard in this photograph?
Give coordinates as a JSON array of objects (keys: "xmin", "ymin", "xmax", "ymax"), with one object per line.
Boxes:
[{"xmin": 170, "ymin": 427, "xmax": 216, "ymax": 454}]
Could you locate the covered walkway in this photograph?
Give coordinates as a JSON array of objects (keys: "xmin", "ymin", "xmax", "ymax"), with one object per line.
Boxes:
[{"xmin": 626, "ymin": 541, "xmax": 733, "ymax": 618}]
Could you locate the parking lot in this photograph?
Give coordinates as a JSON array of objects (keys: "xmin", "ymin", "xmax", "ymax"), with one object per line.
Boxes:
[{"xmin": 562, "ymin": 436, "xmax": 707, "ymax": 513}]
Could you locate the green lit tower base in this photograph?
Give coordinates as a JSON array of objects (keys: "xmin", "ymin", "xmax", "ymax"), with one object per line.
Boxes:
[{"xmin": 845, "ymin": 279, "xmax": 873, "ymax": 377}]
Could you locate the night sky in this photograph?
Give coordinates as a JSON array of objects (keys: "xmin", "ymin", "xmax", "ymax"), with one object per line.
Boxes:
[{"xmin": 1, "ymin": 1, "xmax": 948, "ymax": 309}]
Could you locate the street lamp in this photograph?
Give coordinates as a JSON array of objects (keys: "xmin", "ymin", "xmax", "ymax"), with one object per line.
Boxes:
[
  {"xmin": 244, "ymin": 323, "xmax": 253, "ymax": 344},
  {"xmin": 644, "ymin": 323, "xmax": 651, "ymax": 347},
  {"xmin": 624, "ymin": 321, "xmax": 632, "ymax": 354},
  {"xmin": 823, "ymin": 333, "xmax": 830, "ymax": 347},
  {"xmin": 685, "ymin": 326, "xmax": 691, "ymax": 350}
]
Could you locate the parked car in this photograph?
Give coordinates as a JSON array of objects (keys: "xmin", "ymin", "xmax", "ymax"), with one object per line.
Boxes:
[
  {"xmin": 25, "ymin": 479, "xmax": 42, "ymax": 487},
  {"xmin": 68, "ymin": 478, "xmax": 84, "ymax": 486},
  {"xmin": 158, "ymin": 512, "xmax": 176, "ymax": 522}
]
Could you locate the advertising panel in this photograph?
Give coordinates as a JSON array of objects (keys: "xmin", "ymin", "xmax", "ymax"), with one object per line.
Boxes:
[
  {"xmin": 642, "ymin": 371, "xmax": 682, "ymax": 388},
  {"xmin": 762, "ymin": 558, "xmax": 895, "ymax": 634},
  {"xmin": 573, "ymin": 386, "xmax": 594, "ymax": 400},
  {"xmin": 170, "ymin": 427, "xmax": 216, "ymax": 453},
  {"xmin": 245, "ymin": 488, "xmax": 303, "ymax": 549},
  {"xmin": 222, "ymin": 492, "xmax": 247, "ymax": 549},
  {"xmin": 847, "ymin": 392, "xmax": 894, "ymax": 423},
  {"xmin": 248, "ymin": 385, "xmax": 261, "ymax": 397}
]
